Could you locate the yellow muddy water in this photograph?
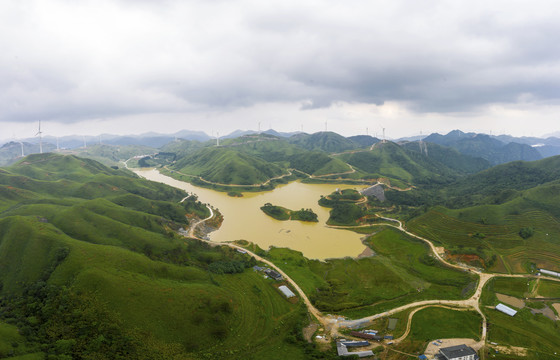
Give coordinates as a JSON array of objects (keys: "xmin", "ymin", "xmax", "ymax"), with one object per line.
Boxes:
[{"xmin": 134, "ymin": 168, "xmax": 368, "ymax": 259}]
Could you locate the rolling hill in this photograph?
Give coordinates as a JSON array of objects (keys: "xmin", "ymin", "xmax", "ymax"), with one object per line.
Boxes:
[
  {"xmin": 0, "ymin": 153, "xmax": 313, "ymax": 359},
  {"xmin": 171, "ymin": 146, "xmax": 286, "ymax": 185},
  {"xmin": 288, "ymin": 131, "xmax": 358, "ymax": 153}
]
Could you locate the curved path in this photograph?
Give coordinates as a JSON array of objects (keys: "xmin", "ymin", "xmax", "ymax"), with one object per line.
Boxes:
[
  {"xmin": 168, "ymin": 173, "xmax": 560, "ymax": 349},
  {"xmin": 184, "ymin": 204, "xmax": 329, "ymax": 329}
]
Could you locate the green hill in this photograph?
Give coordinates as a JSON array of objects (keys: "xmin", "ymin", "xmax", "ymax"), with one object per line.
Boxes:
[
  {"xmin": 171, "ymin": 147, "xmax": 286, "ymax": 185},
  {"xmin": 401, "ymin": 141, "xmax": 491, "ymax": 174},
  {"xmin": 0, "ymin": 154, "xmax": 313, "ymax": 359},
  {"xmin": 339, "ymin": 141, "xmax": 459, "ymax": 185},
  {"xmin": 288, "ymin": 132, "xmax": 357, "ymax": 153}
]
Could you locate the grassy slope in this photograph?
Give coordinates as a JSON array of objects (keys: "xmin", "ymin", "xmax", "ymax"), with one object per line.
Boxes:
[
  {"xmin": 0, "ymin": 154, "xmax": 311, "ymax": 359},
  {"xmin": 172, "ymin": 147, "xmax": 285, "ymax": 185},
  {"xmin": 481, "ymin": 277, "xmax": 560, "ymax": 358},
  {"xmin": 339, "ymin": 142, "xmax": 458, "ymax": 185},
  {"xmin": 263, "ymin": 227, "xmax": 475, "ymax": 318},
  {"xmin": 408, "ymin": 187, "xmax": 560, "ymax": 273}
]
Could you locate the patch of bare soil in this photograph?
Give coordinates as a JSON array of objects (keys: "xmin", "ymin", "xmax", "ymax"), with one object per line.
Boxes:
[
  {"xmin": 434, "ymin": 247, "xmax": 445, "ymax": 255},
  {"xmin": 530, "ymin": 305, "xmax": 557, "ymax": 321},
  {"xmin": 490, "ymin": 345, "xmax": 528, "ymax": 357},
  {"xmin": 496, "ymin": 293, "xmax": 525, "ymax": 308},
  {"xmin": 357, "ymin": 246, "xmax": 375, "ymax": 258},
  {"xmin": 552, "ymin": 303, "xmax": 560, "ymax": 316},
  {"xmin": 303, "ymin": 322, "xmax": 318, "ymax": 343}
]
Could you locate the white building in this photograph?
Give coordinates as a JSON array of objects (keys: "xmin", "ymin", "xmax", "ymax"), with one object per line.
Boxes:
[
  {"xmin": 278, "ymin": 285, "xmax": 296, "ymax": 298},
  {"xmin": 495, "ymin": 303, "xmax": 517, "ymax": 316}
]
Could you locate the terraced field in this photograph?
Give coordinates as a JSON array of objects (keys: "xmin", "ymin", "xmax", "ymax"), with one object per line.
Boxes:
[{"xmin": 408, "ymin": 208, "xmax": 560, "ymax": 273}]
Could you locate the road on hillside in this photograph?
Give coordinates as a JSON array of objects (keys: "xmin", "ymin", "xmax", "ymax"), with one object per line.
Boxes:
[{"xmin": 160, "ymin": 171, "xmax": 560, "ymax": 349}]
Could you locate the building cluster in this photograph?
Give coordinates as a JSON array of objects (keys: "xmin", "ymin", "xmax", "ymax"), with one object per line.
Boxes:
[{"xmin": 253, "ymin": 265, "xmax": 283, "ymax": 281}]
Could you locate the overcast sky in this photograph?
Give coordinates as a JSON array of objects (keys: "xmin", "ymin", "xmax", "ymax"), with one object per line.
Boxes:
[{"xmin": 2, "ymin": 0, "xmax": 560, "ymax": 140}]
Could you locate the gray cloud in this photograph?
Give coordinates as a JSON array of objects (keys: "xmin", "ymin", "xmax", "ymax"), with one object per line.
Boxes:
[{"xmin": 1, "ymin": 0, "xmax": 559, "ymax": 130}]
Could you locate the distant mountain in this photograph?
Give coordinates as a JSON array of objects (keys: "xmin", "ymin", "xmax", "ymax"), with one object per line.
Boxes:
[
  {"xmin": 222, "ymin": 129, "xmax": 302, "ymax": 139},
  {"xmin": 347, "ymin": 135, "xmax": 380, "ymax": 148},
  {"xmin": 401, "ymin": 141, "xmax": 491, "ymax": 174},
  {"xmin": 288, "ymin": 131, "xmax": 357, "ymax": 153},
  {"xmin": 0, "ymin": 141, "xmax": 57, "ymax": 166},
  {"xmin": 339, "ymin": 141, "xmax": 461, "ymax": 184},
  {"xmin": 445, "ymin": 155, "xmax": 560, "ymax": 203},
  {"xmin": 424, "ymin": 130, "xmax": 542, "ymax": 165}
]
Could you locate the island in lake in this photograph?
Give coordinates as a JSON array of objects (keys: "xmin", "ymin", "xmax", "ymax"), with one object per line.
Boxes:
[{"xmin": 260, "ymin": 203, "xmax": 318, "ymax": 222}]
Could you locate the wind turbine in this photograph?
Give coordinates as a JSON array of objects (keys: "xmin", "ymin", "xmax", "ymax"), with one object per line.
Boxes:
[
  {"xmin": 36, "ymin": 120, "xmax": 43, "ymax": 154},
  {"xmin": 83, "ymin": 136, "xmax": 87, "ymax": 149},
  {"xmin": 324, "ymin": 121, "xmax": 328, "ymax": 132},
  {"xmin": 56, "ymin": 137, "xmax": 60, "ymax": 152},
  {"xmin": 19, "ymin": 142, "xmax": 24, "ymax": 157},
  {"xmin": 216, "ymin": 131, "xmax": 220, "ymax": 146}
]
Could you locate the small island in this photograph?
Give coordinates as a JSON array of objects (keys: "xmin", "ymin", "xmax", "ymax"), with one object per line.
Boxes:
[{"xmin": 260, "ymin": 203, "xmax": 318, "ymax": 222}]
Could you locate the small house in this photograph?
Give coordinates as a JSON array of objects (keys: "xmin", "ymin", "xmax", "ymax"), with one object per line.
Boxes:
[
  {"xmin": 264, "ymin": 269, "xmax": 283, "ymax": 281},
  {"xmin": 437, "ymin": 344, "xmax": 478, "ymax": 360}
]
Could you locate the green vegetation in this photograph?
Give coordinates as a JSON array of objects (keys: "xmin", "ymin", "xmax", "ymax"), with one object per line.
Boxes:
[
  {"xmin": 481, "ymin": 277, "xmax": 560, "ymax": 356},
  {"xmin": 537, "ymin": 279, "xmax": 560, "ymax": 298},
  {"xmin": 172, "ymin": 147, "xmax": 285, "ymax": 185},
  {"xmin": 261, "ymin": 203, "xmax": 318, "ymax": 222},
  {"xmin": 0, "ymin": 153, "xmax": 320, "ymax": 359},
  {"xmin": 263, "ymin": 227, "xmax": 476, "ymax": 317},
  {"xmin": 408, "ymin": 307, "xmax": 481, "ymax": 341}
]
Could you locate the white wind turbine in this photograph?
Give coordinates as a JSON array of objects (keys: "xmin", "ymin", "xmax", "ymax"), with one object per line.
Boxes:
[{"xmin": 36, "ymin": 120, "xmax": 43, "ymax": 153}]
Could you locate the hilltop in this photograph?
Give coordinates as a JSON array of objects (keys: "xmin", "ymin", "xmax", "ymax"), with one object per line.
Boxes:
[{"xmin": 0, "ymin": 154, "xmax": 315, "ymax": 359}]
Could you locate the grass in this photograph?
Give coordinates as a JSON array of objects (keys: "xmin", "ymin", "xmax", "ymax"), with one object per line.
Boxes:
[
  {"xmin": 263, "ymin": 227, "xmax": 476, "ymax": 317},
  {"xmin": 536, "ymin": 279, "xmax": 560, "ymax": 298},
  {"xmin": 0, "ymin": 322, "xmax": 40, "ymax": 358},
  {"xmin": 0, "ymin": 153, "xmax": 318, "ymax": 359},
  {"xmin": 408, "ymin": 206, "xmax": 560, "ymax": 273},
  {"xmin": 480, "ymin": 277, "xmax": 560, "ymax": 357},
  {"xmin": 408, "ymin": 307, "xmax": 481, "ymax": 342}
]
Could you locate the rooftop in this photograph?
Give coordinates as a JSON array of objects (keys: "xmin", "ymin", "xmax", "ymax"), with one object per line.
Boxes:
[
  {"xmin": 439, "ymin": 344, "xmax": 477, "ymax": 359},
  {"xmin": 496, "ymin": 303, "xmax": 518, "ymax": 316}
]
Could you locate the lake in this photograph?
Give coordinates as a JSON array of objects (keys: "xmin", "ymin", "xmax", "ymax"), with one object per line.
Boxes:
[{"xmin": 134, "ymin": 168, "xmax": 368, "ymax": 259}]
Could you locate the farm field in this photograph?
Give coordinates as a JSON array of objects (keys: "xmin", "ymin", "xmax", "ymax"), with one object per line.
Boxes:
[
  {"xmin": 481, "ymin": 277, "xmax": 560, "ymax": 359},
  {"xmin": 408, "ymin": 207, "xmax": 560, "ymax": 273}
]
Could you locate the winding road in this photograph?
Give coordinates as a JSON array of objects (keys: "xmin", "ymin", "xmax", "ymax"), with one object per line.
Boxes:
[{"xmin": 170, "ymin": 174, "xmax": 560, "ymax": 351}]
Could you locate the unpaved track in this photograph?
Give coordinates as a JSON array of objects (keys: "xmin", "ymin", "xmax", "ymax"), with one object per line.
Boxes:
[{"xmin": 160, "ymin": 173, "xmax": 560, "ymax": 347}]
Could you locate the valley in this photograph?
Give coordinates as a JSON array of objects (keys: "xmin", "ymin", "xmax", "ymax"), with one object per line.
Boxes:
[{"xmin": 2, "ymin": 130, "xmax": 560, "ymax": 360}]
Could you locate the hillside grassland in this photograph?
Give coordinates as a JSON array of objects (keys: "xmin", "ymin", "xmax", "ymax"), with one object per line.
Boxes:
[
  {"xmin": 407, "ymin": 202, "xmax": 560, "ymax": 273},
  {"xmin": 0, "ymin": 154, "xmax": 320, "ymax": 360},
  {"xmin": 481, "ymin": 278, "xmax": 560, "ymax": 357},
  {"xmin": 261, "ymin": 227, "xmax": 476, "ymax": 317},
  {"xmin": 408, "ymin": 307, "xmax": 482, "ymax": 342}
]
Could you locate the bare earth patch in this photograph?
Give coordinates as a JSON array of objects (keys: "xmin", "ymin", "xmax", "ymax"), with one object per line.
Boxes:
[
  {"xmin": 357, "ymin": 246, "xmax": 375, "ymax": 258},
  {"xmin": 302, "ymin": 322, "xmax": 318, "ymax": 343},
  {"xmin": 552, "ymin": 303, "xmax": 560, "ymax": 317},
  {"xmin": 490, "ymin": 345, "xmax": 528, "ymax": 357},
  {"xmin": 496, "ymin": 293, "xmax": 525, "ymax": 308},
  {"xmin": 434, "ymin": 247, "xmax": 445, "ymax": 255}
]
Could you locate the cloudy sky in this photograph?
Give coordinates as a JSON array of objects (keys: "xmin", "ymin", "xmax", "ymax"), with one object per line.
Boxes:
[{"xmin": 2, "ymin": 0, "xmax": 560, "ymax": 140}]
